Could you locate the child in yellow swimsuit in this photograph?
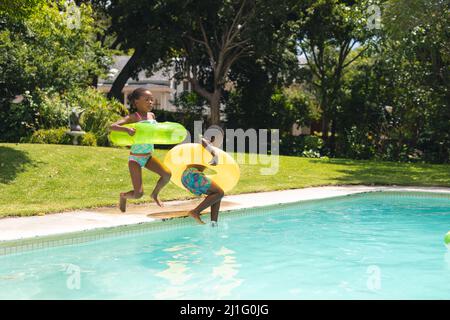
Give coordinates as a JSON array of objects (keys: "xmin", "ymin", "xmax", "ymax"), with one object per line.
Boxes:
[{"xmin": 110, "ymin": 88, "xmax": 171, "ymax": 211}]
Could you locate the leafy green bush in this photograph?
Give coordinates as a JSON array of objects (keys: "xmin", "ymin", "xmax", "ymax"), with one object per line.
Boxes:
[
  {"xmin": 0, "ymin": 89, "xmax": 69, "ymax": 142},
  {"xmin": 303, "ymin": 135, "xmax": 323, "ymax": 151},
  {"xmin": 37, "ymin": 90, "xmax": 71, "ymax": 129},
  {"xmin": 301, "ymin": 150, "xmax": 322, "ymax": 158},
  {"xmin": 340, "ymin": 126, "xmax": 376, "ymax": 160},
  {"xmin": 301, "ymin": 135, "xmax": 323, "ymax": 158},
  {"xmin": 28, "ymin": 128, "xmax": 72, "ymax": 145},
  {"xmin": 279, "ymin": 134, "xmax": 304, "ymax": 156},
  {"xmin": 279, "ymin": 133, "xmax": 323, "ymax": 157},
  {"xmin": 0, "ymin": 93, "xmax": 39, "ymax": 142},
  {"xmin": 374, "ymin": 140, "xmax": 426, "ymax": 163},
  {"xmin": 170, "ymin": 91, "xmax": 207, "ymax": 132},
  {"xmin": 1, "ymin": 87, "xmax": 125, "ymax": 145},
  {"xmin": 0, "ymin": 1, "xmax": 112, "ymax": 103},
  {"xmin": 79, "ymin": 132, "xmax": 97, "ymax": 146},
  {"xmin": 0, "ymin": 1, "xmax": 113, "ymax": 143},
  {"xmin": 64, "ymin": 87, "xmax": 127, "ymax": 146},
  {"xmin": 27, "ymin": 127, "xmax": 97, "ymax": 146},
  {"xmin": 226, "ymin": 86, "xmax": 318, "ymax": 139}
]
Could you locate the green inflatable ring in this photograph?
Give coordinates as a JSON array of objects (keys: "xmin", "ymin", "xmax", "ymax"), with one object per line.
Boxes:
[
  {"xmin": 109, "ymin": 120, "xmax": 187, "ymax": 146},
  {"xmin": 445, "ymin": 231, "xmax": 450, "ymax": 249}
]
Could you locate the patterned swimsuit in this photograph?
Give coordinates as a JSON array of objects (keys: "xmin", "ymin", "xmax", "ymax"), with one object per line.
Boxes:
[
  {"xmin": 181, "ymin": 167, "xmax": 212, "ymax": 196},
  {"xmin": 128, "ymin": 112, "xmax": 155, "ymax": 168}
]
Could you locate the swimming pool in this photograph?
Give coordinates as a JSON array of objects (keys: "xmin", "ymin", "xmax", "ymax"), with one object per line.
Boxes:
[{"xmin": 0, "ymin": 192, "xmax": 449, "ymax": 299}]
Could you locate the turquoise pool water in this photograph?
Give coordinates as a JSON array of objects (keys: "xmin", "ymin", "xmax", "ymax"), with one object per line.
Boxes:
[{"xmin": 1, "ymin": 192, "xmax": 450, "ymax": 299}]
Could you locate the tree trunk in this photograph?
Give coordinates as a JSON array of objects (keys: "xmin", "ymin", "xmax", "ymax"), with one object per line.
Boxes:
[
  {"xmin": 320, "ymin": 86, "xmax": 329, "ymax": 141},
  {"xmin": 209, "ymin": 90, "xmax": 221, "ymax": 126},
  {"xmin": 321, "ymin": 116, "xmax": 329, "ymax": 140},
  {"xmin": 329, "ymin": 118, "xmax": 337, "ymax": 155},
  {"xmin": 107, "ymin": 46, "xmax": 144, "ymax": 101}
]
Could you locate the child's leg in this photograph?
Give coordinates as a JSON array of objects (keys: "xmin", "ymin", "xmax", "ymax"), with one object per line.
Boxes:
[
  {"xmin": 188, "ymin": 182, "xmax": 224, "ymax": 224},
  {"xmin": 119, "ymin": 161, "xmax": 144, "ymax": 212},
  {"xmin": 210, "ymin": 200, "xmax": 221, "ymax": 222},
  {"xmin": 144, "ymin": 156, "xmax": 171, "ymax": 207}
]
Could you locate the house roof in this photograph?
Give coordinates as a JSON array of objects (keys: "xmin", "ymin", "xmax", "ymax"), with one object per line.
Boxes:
[{"xmin": 98, "ymin": 55, "xmax": 172, "ymax": 86}]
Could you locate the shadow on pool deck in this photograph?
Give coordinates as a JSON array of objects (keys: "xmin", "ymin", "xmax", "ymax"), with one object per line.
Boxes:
[
  {"xmin": 91, "ymin": 199, "xmax": 241, "ymax": 219},
  {"xmin": 0, "ymin": 146, "xmax": 38, "ymax": 184}
]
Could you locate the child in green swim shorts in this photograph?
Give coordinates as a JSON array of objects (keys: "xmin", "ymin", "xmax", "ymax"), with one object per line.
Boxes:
[
  {"xmin": 110, "ymin": 88, "xmax": 171, "ymax": 211},
  {"xmin": 183, "ymin": 137, "xmax": 224, "ymax": 226}
]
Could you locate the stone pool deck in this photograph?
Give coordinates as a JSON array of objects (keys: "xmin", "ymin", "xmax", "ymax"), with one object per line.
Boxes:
[{"xmin": 1, "ymin": 185, "xmax": 450, "ymax": 242}]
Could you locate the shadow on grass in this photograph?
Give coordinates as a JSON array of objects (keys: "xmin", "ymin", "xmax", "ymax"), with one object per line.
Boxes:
[
  {"xmin": 307, "ymin": 158, "xmax": 450, "ymax": 186},
  {"xmin": 0, "ymin": 146, "xmax": 37, "ymax": 184}
]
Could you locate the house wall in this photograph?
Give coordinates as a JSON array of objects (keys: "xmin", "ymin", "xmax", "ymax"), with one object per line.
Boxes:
[
  {"xmin": 97, "ymin": 84, "xmax": 185, "ymax": 112},
  {"xmin": 292, "ymin": 123, "xmax": 311, "ymax": 136},
  {"xmin": 97, "ymin": 80, "xmax": 193, "ymax": 113}
]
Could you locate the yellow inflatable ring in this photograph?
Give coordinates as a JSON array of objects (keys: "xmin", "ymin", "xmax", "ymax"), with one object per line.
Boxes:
[{"xmin": 164, "ymin": 143, "xmax": 240, "ymax": 193}]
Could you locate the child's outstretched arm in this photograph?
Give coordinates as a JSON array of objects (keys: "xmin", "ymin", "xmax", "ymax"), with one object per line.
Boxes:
[
  {"xmin": 110, "ymin": 115, "xmax": 136, "ymax": 135},
  {"xmin": 201, "ymin": 137, "xmax": 218, "ymax": 166}
]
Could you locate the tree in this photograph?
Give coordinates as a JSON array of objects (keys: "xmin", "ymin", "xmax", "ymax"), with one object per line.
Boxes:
[
  {"xmin": 104, "ymin": 0, "xmax": 296, "ymax": 126},
  {"xmin": 0, "ymin": 1, "xmax": 113, "ymax": 140},
  {"xmin": 0, "ymin": 0, "xmax": 46, "ymax": 19},
  {"xmin": 171, "ymin": 0, "xmax": 257, "ymax": 126},
  {"xmin": 383, "ymin": 0, "xmax": 448, "ymax": 90},
  {"xmin": 225, "ymin": 24, "xmax": 305, "ymax": 133},
  {"xmin": 334, "ymin": 0, "xmax": 449, "ymax": 163},
  {"xmin": 105, "ymin": 0, "xmax": 183, "ymax": 101},
  {"xmin": 73, "ymin": 0, "xmax": 124, "ymax": 87},
  {"xmin": 293, "ymin": 0, "xmax": 381, "ymax": 153},
  {"xmin": 378, "ymin": 0, "xmax": 449, "ymax": 162},
  {"xmin": 0, "ymin": 1, "xmax": 111, "ymax": 99}
]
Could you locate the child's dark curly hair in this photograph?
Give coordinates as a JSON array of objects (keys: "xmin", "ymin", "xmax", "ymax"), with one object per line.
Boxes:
[{"xmin": 127, "ymin": 87, "xmax": 149, "ymax": 113}]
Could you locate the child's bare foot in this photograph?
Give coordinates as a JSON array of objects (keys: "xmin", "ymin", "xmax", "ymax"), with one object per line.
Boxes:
[
  {"xmin": 188, "ymin": 211, "xmax": 205, "ymax": 224},
  {"xmin": 151, "ymin": 192, "xmax": 164, "ymax": 207},
  {"xmin": 119, "ymin": 193, "xmax": 127, "ymax": 212}
]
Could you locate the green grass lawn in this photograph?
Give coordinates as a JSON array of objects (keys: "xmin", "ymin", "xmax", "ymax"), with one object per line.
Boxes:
[{"xmin": 1, "ymin": 143, "xmax": 449, "ymax": 218}]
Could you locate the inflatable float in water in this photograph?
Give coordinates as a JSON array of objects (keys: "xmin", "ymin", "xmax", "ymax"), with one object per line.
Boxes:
[{"xmin": 445, "ymin": 231, "xmax": 450, "ymax": 249}]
